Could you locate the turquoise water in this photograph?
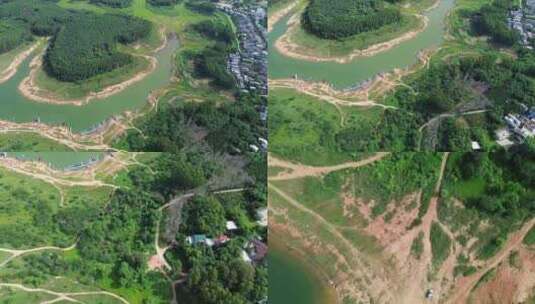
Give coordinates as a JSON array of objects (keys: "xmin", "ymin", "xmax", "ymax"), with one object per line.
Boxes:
[
  {"xmin": 269, "ymin": 243, "xmax": 334, "ymax": 304},
  {"xmin": 0, "ymin": 37, "xmax": 178, "ymax": 132},
  {"xmin": 268, "ymin": 0, "xmax": 455, "ymax": 88},
  {"xmin": 9, "ymin": 152, "xmax": 103, "ymax": 170}
]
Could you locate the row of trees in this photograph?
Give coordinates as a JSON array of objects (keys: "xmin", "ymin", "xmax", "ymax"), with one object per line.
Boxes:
[{"xmin": 302, "ymin": 0, "xmax": 402, "ymax": 39}]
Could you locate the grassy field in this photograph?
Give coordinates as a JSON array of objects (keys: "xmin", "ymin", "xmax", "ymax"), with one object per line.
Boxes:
[
  {"xmin": 269, "ymin": 87, "xmax": 382, "ymax": 166},
  {"xmin": 0, "ymin": 168, "xmax": 112, "ymax": 248},
  {"xmin": 0, "ymin": 133, "xmax": 75, "ymax": 152}
]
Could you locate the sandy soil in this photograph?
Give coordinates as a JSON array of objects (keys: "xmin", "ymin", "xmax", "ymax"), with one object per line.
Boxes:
[
  {"xmin": 18, "ymin": 29, "xmax": 168, "ymax": 106},
  {"xmin": 268, "ymin": 0, "xmax": 299, "ymax": 33},
  {"xmin": 269, "ymin": 152, "xmax": 389, "ymax": 180},
  {"xmin": 270, "ymin": 48, "xmax": 432, "ymax": 108},
  {"xmin": 0, "ymin": 152, "xmax": 135, "ymax": 189},
  {"xmin": 0, "ymin": 41, "xmax": 41, "ymax": 84},
  {"xmin": 447, "ymin": 218, "xmax": 535, "ymax": 304},
  {"xmin": 274, "ymin": 11, "xmax": 428, "ymax": 63}
]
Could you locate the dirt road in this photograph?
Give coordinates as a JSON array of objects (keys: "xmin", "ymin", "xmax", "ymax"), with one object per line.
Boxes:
[{"xmin": 269, "ymin": 152, "xmax": 389, "ymax": 180}]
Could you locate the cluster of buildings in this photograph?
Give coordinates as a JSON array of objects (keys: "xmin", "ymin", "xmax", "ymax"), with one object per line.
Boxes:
[
  {"xmin": 186, "ymin": 208, "xmax": 268, "ymax": 264},
  {"xmin": 508, "ymin": 0, "xmax": 535, "ymax": 48},
  {"xmin": 503, "ymin": 107, "xmax": 535, "ymax": 142},
  {"xmin": 217, "ymin": 2, "xmax": 267, "ymax": 96}
]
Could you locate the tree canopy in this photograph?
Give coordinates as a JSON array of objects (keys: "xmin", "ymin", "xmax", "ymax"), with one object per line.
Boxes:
[{"xmin": 302, "ymin": 0, "xmax": 402, "ymax": 39}]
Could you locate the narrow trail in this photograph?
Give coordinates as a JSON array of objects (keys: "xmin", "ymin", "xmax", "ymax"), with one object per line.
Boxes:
[
  {"xmin": 447, "ymin": 218, "xmax": 535, "ymax": 304},
  {"xmin": 418, "ymin": 109, "xmax": 489, "ymax": 132},
  {"xmin": 0, "ymin": 243, "xmax": 76, "ymax": 268},
  {"xmin": 269, "ymin": 152, "xmax": 389, "ymax": 180},
  {"xmin": 0, "ymin": 283, "xmax": 130, "ymax": 304},
  {"xmin": 397, "ymin": 152, "xmax": 449, "ymax": 304},
  {"xmin": 270, "ymin": 80, "xmax": 399, "ymax": 110}
]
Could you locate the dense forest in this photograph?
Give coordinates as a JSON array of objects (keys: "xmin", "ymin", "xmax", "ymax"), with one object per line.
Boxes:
[
  {"xmin": 1, "ymin": 151, "xmax": 267, "ymax": 303},
  {"xmin": 119, "ymin": 94, "xmax": 265, "ymax": 155},
  {"xmin": 0, "ymin": 0, "xmax": 151, "ymax": 81},
  {"xmin": 472, "ymin": 0, "xmax": 519, "ymax": 46},
  {"xmin": 89, "ymin": 0, "xmax": 132, "ymax": 7},
  {"xmin": 190, "ymin": 17, "xmax": 237, "ymax": 89},
  {"xmin": 302, "ymin": 0, "xmax": 402, "ymax": 39},
  {"xmin": 0, "ymin": 20, "xmax": 33, "ymax": 53},
  {"xmin": 45, "ymin": 14, "xmax": 150, "ymax": 81},
  {"xmin": 185, "ymin": 0, "xmax": 217, "ymax": 15}
]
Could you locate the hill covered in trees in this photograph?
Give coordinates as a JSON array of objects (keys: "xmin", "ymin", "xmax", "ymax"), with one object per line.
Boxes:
[
  {"xmin": 302, "ymin": 0, "xmax": 402, "ymax": 39},
  {"xmin": 45, "ymin": 14, "xmax": 150, "ymax": 81},
  {"xmin": 0, "ymin": 0, "xmax": 151, "ymax": 81}
]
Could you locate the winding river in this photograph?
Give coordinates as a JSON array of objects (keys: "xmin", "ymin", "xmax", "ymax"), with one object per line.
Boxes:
[
  {"xmin": 268, "ymin": 0, "xmax": 455, "ymax": 88},
  {"xmin": 0, "ymin": 36, "xmax": 178, "ymax": 132}
]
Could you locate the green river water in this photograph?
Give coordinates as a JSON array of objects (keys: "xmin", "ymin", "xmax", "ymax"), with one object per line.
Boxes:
[
  {"xmin": 268, "ymin": 0, "xmax": 455, "ymax": 88},
  {"xmin": 269, "ymin": 239, "xmax": 333, "ymax": 304},
  {"xmin": 9, "ymin": 152, "xmax": 103, "ymax": 170},
  {"xmin": 0, "ymin": 36, "xmax": 178, "ymax": 132}
]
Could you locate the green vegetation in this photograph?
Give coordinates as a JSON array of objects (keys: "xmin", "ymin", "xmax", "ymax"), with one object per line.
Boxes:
[
  {"xmin": 0, "ymin": 0, "xmax": 151, "ymax": 81},
  {"xmin": 0, "ymin": 133, "xmax": 74, "ymax": 152},
  {"xmin": 440, "ymin": 146, "xmax": 535, "ymax": 260},
  {"xmin": 90, "ymin": 0, "xmax": 133, "ymax": 8},
  {"xmin": 471, "ymin": 0, "xmax": 519, "ymax": 46},
  {"xmin": 0, "ymin": 151, "xmax": 267, "ymax": 303},
  {"xmin": 289, "ymin": 12, "xmax": 420, "ymax": 57},
  {"xmin": 117, "ymin": 94, "xmax": 264, "ymax": 154},
  {"xmin": 302, "ymin": 0, "xmax": 402, "ymax": 39},
  {"xmin": 0, "ymin": 20, "xmax": 32, "ymax": 53},
  {"xmin": 410, "ymin": 231, "xmax": 424, "ymax": 259},
  {"xmin": 348, "ymin": 153, "xmax": 441, "ymax": 217},
  {"xmin": 270, "ymin": 88, "xmax": 381, "ymax": 165},
  {"xmin": 148, "ymin": 0, "xmax": 179, "ymax": 6},
  {"xmin": 523, "ymin": 226, "xmax": 535, "ymax": 246},
  {"xmin": 430, "ymin": 221, "xmax": 451, "ymax": 269},
  {"xmin": 0, "ymin": 170, "xmax": 111, "ymax": 248},
  {"xmin": 45, "ymin": 14, "xmax": 150, "ymax": 81}
]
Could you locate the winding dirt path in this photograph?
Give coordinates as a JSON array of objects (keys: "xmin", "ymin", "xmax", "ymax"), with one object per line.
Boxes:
[
  {"xmin": 0, "ymin": 283, "xmax": 129, "ymax": 304},
  {"xmin": 418, "ymin": 109, "xmax": 490, "ymax": 132},
  {"xmin": 447, "ymin": 218, "xmax": 535, "ymax": 304},
  {"xmin": 0, "ymin": 243, "xmax": 76, "ymax": 268},
  {"xmin": 269, "ymin": 152, "xmax": 389, "ymax": 180},
  {"xmin": 269, "ymin": 182, "xmax": 396, "ymax": 302}
]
